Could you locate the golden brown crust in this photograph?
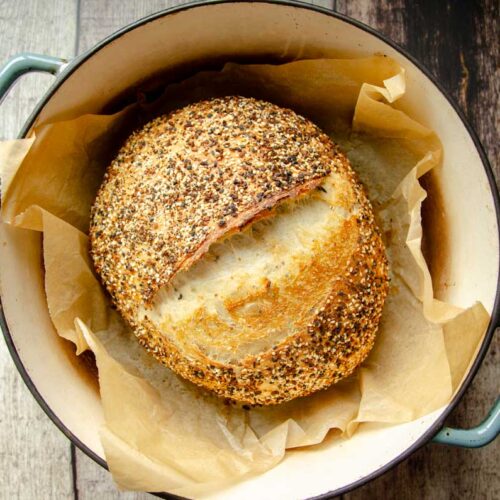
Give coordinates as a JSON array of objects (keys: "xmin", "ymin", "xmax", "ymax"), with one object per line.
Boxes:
[
  {"xmin": 90, "ymin": 96, "xmax": 389, "ymax": 405},
  {"xmin": 90, "ymin": 96, "xmax": 335, "ymax": 317},
  {"xmin": 132, "ymin": 176, "xmax": 388, "ymax": 405}
]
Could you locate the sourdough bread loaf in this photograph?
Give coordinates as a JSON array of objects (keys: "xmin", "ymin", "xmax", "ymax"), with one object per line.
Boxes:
[{"xmin": 90, "ymin": 96, "xmax": 389, "ymax": 405}]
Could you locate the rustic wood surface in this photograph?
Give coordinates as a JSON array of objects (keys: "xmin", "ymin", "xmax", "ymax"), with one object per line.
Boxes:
[{"xmin": 0, "ymin": 0, "xmax": 498, "ymax": 499}]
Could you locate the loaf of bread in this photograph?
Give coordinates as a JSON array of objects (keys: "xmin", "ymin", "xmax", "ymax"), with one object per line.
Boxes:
[{"xmin": 90, "ymin": 96, "xmax": 389, "ymax": 405}]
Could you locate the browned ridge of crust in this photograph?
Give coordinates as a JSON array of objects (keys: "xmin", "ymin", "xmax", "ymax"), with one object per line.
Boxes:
[
  {"xmin": 90, "ymin": 96, "xmax": 334, "ymax": 317},
  {"xmin": 90, "ymin": 96, "xmax": 389, "ymax": 405}
]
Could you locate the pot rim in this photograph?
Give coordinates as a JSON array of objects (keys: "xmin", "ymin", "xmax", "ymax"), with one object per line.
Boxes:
[{"xmin": 1, "ymin": 1, "xmax": 499, "ymax": 498}]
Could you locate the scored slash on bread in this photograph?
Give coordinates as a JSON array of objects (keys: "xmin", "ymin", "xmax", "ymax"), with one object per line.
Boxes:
[{"xmin": 90, "ymin": 96, "xmax": 389, "ymax": 405}]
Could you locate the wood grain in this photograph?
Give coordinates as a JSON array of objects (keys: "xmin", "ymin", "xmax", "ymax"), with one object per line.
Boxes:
[
  {"xmin": 74, "ymin": 449, "xmax": 151, "ymax": 500},
  {"xmin": 76, "ymin": 0, "xmax": 193, "ymax": 54},
  {"xmin": 0, "ymin": 1, "xmax": 77, "ymax": 499},
  {"xmin": 0, "ymin": 0, "xmax": 497, "ymax": 499},
  {"xmin": 0, "ymin": 0, "xmax": 77, "ymax": 140}
]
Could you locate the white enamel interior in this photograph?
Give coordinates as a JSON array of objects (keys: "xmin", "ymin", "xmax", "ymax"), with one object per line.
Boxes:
[{"xmin": 1, "ymin": 3, "xmax": 498, "ymax": 498}]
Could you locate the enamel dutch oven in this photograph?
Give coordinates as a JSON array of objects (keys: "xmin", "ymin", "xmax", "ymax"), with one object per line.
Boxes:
[{"xmin": 0, "ymin": 1, "xmax": 499, "ymax": 498}]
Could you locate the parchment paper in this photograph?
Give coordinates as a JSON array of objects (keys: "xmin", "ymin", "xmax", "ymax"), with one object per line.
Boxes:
[{"xmin": 0, "ymin": 56, "xmax": 490, "ymax": 497}]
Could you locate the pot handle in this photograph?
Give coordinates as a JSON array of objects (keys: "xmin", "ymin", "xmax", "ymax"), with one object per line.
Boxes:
[
  {"xmin": 432, "ymin": 397, "xmax": 500, "ymax": 448},
  {"xmin": 0, "ymin": 52, "xmax": 67, "ymax": 103}
]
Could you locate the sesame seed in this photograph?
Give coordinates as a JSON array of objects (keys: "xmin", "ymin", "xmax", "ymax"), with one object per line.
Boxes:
[{"xmin": 89, "ymin": 96, "xmax": 389, "ymax": 406}]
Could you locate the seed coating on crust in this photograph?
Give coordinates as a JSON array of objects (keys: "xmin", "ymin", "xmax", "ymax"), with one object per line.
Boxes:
[
  {"xmin": 90, "ymin": 96, "xmax": 389, "ymax": 405},
  {"xmin": 90, "ymin": 96, "xmax": 334, "ymax": 317}
]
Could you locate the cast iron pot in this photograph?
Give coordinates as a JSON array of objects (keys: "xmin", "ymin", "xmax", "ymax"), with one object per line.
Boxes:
[{"xmin": 0, "ymin": 1, "xmax": 498, "ymax": 498}]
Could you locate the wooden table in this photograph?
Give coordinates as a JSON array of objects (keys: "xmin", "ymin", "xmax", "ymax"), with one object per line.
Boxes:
[{"xmin": 0, "ymin": 1, "xmax": 498, "ymax": 498}]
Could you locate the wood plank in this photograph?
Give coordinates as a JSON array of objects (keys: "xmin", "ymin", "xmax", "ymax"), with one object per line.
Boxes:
[
  {"xmin": 0, "ymin": 1, "xmax": 78, "ymax": 499},
  {"xmin": 74, "ymin": 448, "xmax": 151, "ymax": 500},
  {"xmin": 308, "ymin": 0, "xmax": 335, "ymax": 9},
  {"xmin": 336, "ymin": 1, "xmax": 500, "ymax": 499},
  {"xmin": 76, "ymin": 0, "xmax": 194, "ymax": 54},
  {"xmin": 0, "ymin": 0, "xmax": 77, "ymax": 140}
]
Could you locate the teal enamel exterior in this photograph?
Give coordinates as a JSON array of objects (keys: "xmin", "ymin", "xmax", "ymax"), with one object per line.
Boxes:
[
  {"xmin": 433, "ymin": 398, "xmax": 500, "ymax": 447},
  {"xmin": 0, "ymin": 52, "xmax": 66, "ymax": 103}
]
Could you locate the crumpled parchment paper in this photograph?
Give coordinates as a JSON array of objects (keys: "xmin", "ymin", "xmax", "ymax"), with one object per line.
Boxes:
[{"xmin": 0, "ymin": 55, "xmax": 490, "ymax": 497}]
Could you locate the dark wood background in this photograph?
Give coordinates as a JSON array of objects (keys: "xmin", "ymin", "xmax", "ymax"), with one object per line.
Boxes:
[{"xmin": 0, "ymin": 1, "xmax": 498, "ymax": 499}]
